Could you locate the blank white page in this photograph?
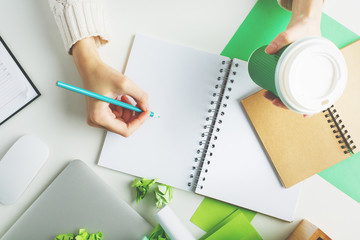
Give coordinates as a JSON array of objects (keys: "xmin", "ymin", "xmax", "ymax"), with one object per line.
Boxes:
[
  {"xmin": 195, "ymin": 59, "xmax": 302, "ymax": 221},
  {"xmin": 98, "ymin": 35, "xmax": 229, "ymax": 191}
]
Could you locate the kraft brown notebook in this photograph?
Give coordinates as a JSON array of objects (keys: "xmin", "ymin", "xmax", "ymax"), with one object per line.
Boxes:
[{"xmin": 241, "ymin": 40, "xmax": 360, "ymax": 188}]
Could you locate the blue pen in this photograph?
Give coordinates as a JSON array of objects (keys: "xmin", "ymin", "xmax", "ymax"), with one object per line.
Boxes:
[{"xmin": 56, "ymin": 81, "xmax": 159, "ymax": 118}]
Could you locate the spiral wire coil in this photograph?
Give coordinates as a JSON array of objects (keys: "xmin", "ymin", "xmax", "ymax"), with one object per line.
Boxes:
[
  {"xmin": 323, "ymin": 105, "xmax": 357, "ymax": 154},
  {"xmin": 188, "ymin": 60, "xmax": 239, "ymax": 190}
]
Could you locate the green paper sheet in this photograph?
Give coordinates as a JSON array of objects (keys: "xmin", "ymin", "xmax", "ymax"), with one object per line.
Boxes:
[
  {"xmin": 221, "ymin": 0, "xmax": 359, "ymax": 61},
  {"xmin": 221, "ymin": 0, "xmax": 290, "ymax": 60},
  {"xmin": 190, "ymin": 198, "xmax": 256, "ymax": 232},
  {"xmin": 319, "ymin": 153, "xmax": 360, "ymax": 202},
  {"xmin": 221, "ymin": 0, "xmax": 360, "ymax": 203},
  {"xmin": 199, "ymin": 209, "xmax": 262, "ymax": 240}
]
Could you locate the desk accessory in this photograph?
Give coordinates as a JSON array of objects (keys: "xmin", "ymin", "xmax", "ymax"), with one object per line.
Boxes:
[
  {"xmin": 98, "ymin": 34, "xmax": 301, "ymax": 221},
  {"xmin": 56, "ymin": 81, "xmax": 159, "ymax": 118},
  {"xmin": 0, "ymin": 36, "xmax": 40, "ymax": 125},
  {"xmin": 198, "ymin": 209, "xmax": 262, "ymax": 240},
  {"xmin": 190, "ymin": 197, "xmax": 256, "ymax": 232},
  {"xmin": 241, "ymin": 40, "xmax": 360, "ymax": 188},
  {"xmin": 248, "ymin": 37, "xmax": 348, "ymax": 115},
  {"xmin": 286, "ymin": 219, "xmax": 331, "ymax": 240},
  {"xmin": 1, "ymin": 160, "xmax": 152, "ymax": 240},
  {"xmin": 0, "ymin": 135, "xmax": 49, "ymax": 205},
  {"xmin": 154, "ymin": 205, "xmax": 195, "ymax": 240},
  {"xmin": 220, "ymin": 0, "xmax": 360, "ymax": 201}
]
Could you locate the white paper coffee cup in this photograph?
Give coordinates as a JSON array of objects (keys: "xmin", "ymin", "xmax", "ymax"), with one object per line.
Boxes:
[{"xmin": 275, "ymin": 37, "xmax": 348, "ymax": 114}]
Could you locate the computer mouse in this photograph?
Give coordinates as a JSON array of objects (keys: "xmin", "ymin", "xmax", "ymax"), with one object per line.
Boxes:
[{"xmin": 0, "ymin": 135, "xmax": 49, "ymax": 205}]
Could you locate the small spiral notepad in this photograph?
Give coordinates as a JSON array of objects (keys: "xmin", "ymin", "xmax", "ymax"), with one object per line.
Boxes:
[{"xmin": 98, "ymin": 35, "xmax": 301, "ymax": 221}]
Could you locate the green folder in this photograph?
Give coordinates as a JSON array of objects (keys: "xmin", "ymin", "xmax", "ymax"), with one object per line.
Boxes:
[{"xmin": 198, "ymin": 209, "xmax": 262, "ymax": 240}]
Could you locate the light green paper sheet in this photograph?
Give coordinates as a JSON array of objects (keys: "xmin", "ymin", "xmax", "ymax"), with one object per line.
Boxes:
[
  {"xmin": 190, "ymin": 198, "xmax": 256, "ymax": 232},
  {"xmin": 221, "ymin": 0, "xmax": 360, "ymax": 203},
  {"xmin": 319, "ymin": 153, "xmax": 360, "ymax": 202},
  {"xmin": 198, "ymin": 209, "xmax": 262, "ymax": 240}
]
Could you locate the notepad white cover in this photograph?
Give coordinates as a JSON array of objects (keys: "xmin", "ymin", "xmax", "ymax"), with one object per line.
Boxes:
[{"xmin": 98, "ymin": 35, "xmax": 301, "ymax": 221}]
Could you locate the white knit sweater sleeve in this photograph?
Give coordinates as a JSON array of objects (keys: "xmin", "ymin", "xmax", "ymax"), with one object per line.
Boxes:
[{"xmin": 48, "ymin": 0, "xmax": 109, "ymax": 54}]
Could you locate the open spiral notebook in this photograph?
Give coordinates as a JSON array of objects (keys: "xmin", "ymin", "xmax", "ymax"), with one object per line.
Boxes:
[{"xmin": 98, "ymin": 35, "xmax": 301, "ymax": 221}]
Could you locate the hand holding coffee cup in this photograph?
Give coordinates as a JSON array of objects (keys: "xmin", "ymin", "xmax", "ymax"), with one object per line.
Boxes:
[
  {"xmin": 248, "ymin": 37, "xmax": 348, "ymax": 116},
  {"xmin": 262, "ymin": 0, "xmax": 324, "ymax": 117}
]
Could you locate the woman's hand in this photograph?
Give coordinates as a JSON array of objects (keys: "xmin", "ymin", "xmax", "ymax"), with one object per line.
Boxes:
[
  {"xmin": 263, "ymin": 0, "xmax": 323, "ymax": 117},
  {"xmin": 72, "ymin": 37, "xmax": 150, "ymax": 137}
]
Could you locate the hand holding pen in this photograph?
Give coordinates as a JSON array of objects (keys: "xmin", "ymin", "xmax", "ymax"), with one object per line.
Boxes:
[{"xmin": 69, "ymin": 38, "xmax": 153, "ymax": 137}]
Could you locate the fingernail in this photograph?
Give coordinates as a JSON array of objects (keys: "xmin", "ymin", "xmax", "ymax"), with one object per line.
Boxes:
[{"xmin": 265, "ymin": 42, "xmax": 277, "ymax": 54}]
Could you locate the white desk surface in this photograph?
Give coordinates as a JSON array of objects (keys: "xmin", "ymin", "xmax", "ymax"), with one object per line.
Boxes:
[{"xmin": 1, "ymin": 0, "xmax": 360, "ymax": 239}]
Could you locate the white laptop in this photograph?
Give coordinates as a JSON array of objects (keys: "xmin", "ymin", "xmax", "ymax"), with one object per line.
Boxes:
[{"xmin": 1, "ymin": 160, "xmax": 152, "ymax": 240}]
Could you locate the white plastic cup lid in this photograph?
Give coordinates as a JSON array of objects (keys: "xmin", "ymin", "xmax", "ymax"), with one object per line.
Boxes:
[{"xmin": 275, "ymin": 37, "xmax": 348, "ymax": 114}]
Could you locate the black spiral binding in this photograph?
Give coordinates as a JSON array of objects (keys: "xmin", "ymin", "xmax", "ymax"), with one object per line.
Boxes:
[
  {"xmin": 323, "ymin": 105, "xmax": 357, "ymax": 154},
  {"xmin": 188, "ymin": 60, "xmax": 239, "ymax": 191}
]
